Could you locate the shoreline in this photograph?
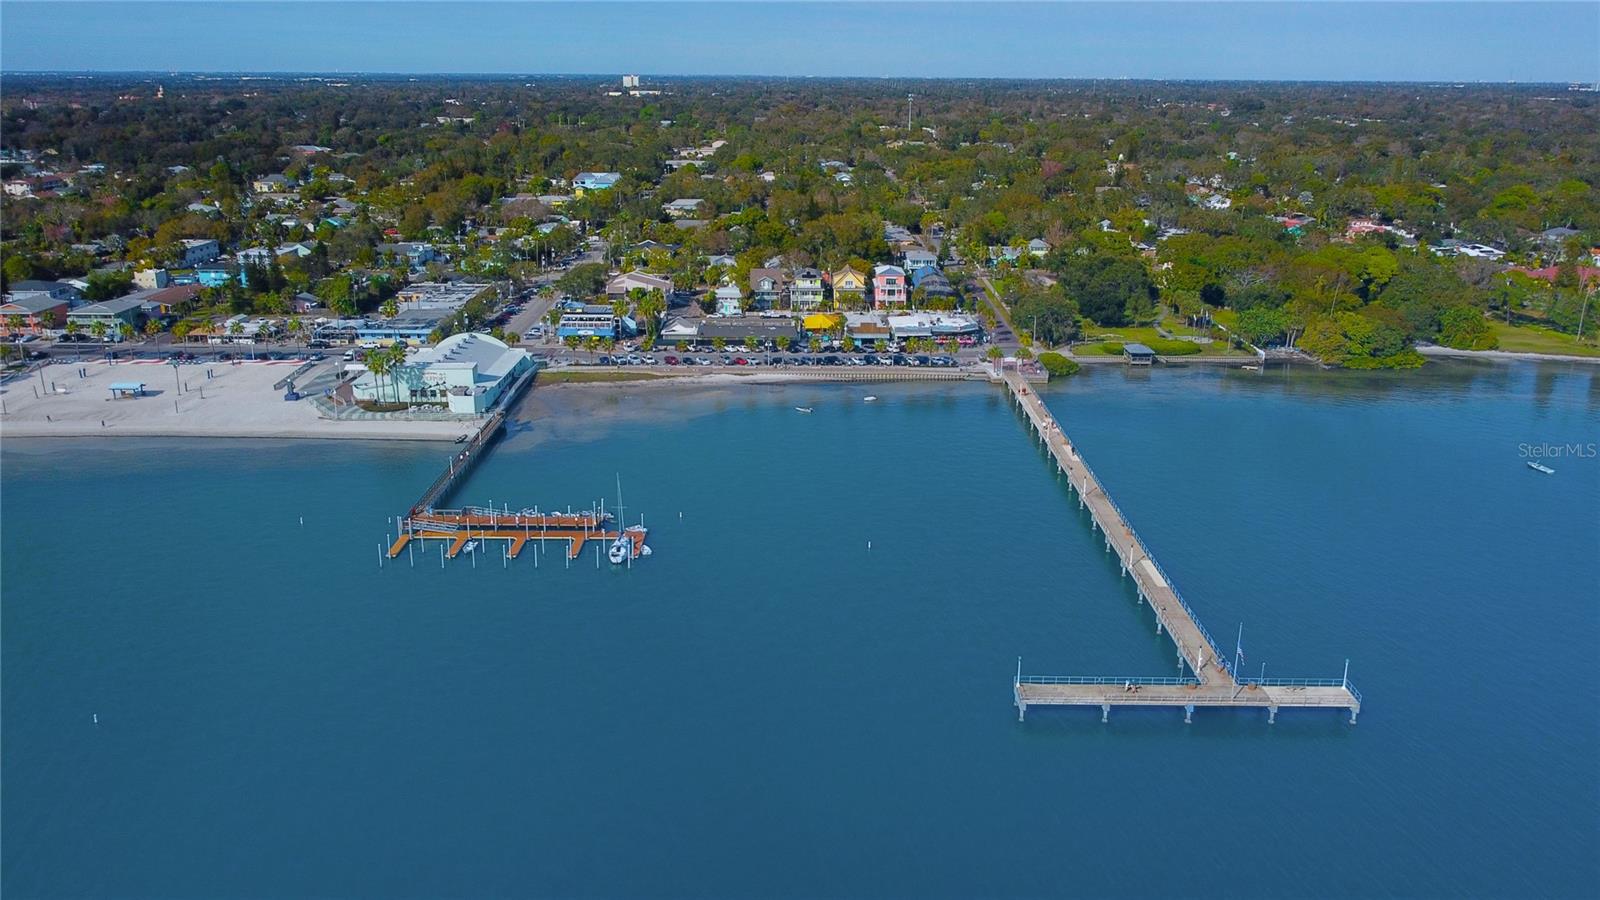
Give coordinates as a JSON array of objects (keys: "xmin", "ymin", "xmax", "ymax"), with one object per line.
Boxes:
[
  {"xmin": 0, "ymin": 422, "xmax": 468, "ymax": 442},
  {"xmin": 1416, "ymin": 345, "xmax": 1600, "ymax": 364}
]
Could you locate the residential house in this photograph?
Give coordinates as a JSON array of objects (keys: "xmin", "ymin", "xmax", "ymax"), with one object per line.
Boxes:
[
  {"xmin": 573, "ymin": 171, "xmax": 622, "ymax": 193},
  {"xmin": 252, "ymin": 174, "xmax": 294, "ymax": 194},
  {"xmin": 986, "ymin": 246, "xmax": 1022, "ymax": 266},
  {"xmin": 68, "ymin": 297, "xmax": 146, "ymax": 339},
  {"xmin": 663, "ymin": 198, "xmax": 705, "ymax": 218},
  {"xmin": 790, "ymin": 268, "xmax": 825, "ymax": 310},
  {"xmin": 237, "ymin": 242, "xmax": 314, "ymax": 266},
  {"xmin": 606, "ymin": 271, "xmax": 674, "ymax": 299},
  {"xmin": 830, "ymin": 265, "xmax": 868, "ymax": 306},
  {"xmin": 0, "ymin": 294, "xmax": 69, "ymax": 334},
  {"xmin": 179, "ymin": 238, "xmax": 221, "ymax": 267},
  {"xmin": 377, "ymin": 242, "xmax": 440, "ymax": 268},
  {"xmin": 714, "ymin": 283, "xmax": 744, "ymax": 316},
  {"xmin": 125, "ymin": 284, "xmax": 200, "ymax": 318},
  {"xmin": 903, "ymin": 248, "xmax": 937, "ymax": 271},
  {"xmin": 1027, "ymin": 238, "xmax": 1052, "ymax": 257},
  {"xmin": 872, "ymin": 264, "xmax": 908, "ymax": 308},
  {"xmin": 910, "ymin": 267, "xmax": 958, "ymax": 303},
  {"xmin": 704, "ymin": 253, "xmax": 738, "ymax": 269},
  {"xmin": 5, "ymin": 280, "xmax": 84, "ymax": 308},
  {"xmin": 133, "ymin": 268, "xmax": 170, "ymax": 290},
  {"xmin": 748, "ymin": 268, "xmax": 788, "ymax": 308}
]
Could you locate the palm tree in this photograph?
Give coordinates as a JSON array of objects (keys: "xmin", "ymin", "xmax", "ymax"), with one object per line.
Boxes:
[
  {"xmin": 364, "ymin": 348, "xmax": 391, "ymax": 405},
  {"xmin": 118, "ymin": 322, "xmax": 135, "ymax": 344},
  {"xmin": 90, "ymin": 320, "xmax": 108, "ymax": 343},
  {"xmin": 143, "ymin": 318, "xmax": 162, "ymax": 338},
  {"xmin": 173, "ymin": 321, "xmax": 192, "ymax": 344},
  {"xmin": 66, "ymin": 320, "xmax": 81, "ymax": 340},
  {"xmin": 5, "ymin": 314, "xmax": 23, "ymax": 337},
  {"xmin": 386, "ymin": 342, "xmax": 408, "ymax": 403}
]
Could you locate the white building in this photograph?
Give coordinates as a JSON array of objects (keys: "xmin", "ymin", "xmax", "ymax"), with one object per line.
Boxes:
[
  {"xmin": 352, "ymin": 332, "xmax": 532, "ymax": 415},
  {"xmin": 394, "ymin": 281, "xmax": 492, "ymax": 311},
  {"xmin": 179, "ymin": 238, "xmax": 221, "ymax": 267}
]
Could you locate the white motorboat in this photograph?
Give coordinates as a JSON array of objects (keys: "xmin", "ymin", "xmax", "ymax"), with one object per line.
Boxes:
[
  {"xmin": 462, "ymin": 540, "xmax": 479, "ymax": 553},
  {"xmin": 863, "ymin": 395, "xmax": 878, "ymax": 402},
  {"xmin": 794, "ymin": 406, "xmax": 813, "ymax": 413},
  {"xmin": 1527, "ymin": 461, "xmax": 1555, "ymax": 474}
]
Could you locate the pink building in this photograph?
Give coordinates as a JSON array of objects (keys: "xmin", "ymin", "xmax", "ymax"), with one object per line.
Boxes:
[{"xmin": 872, "ymin": 264, "xmax": 907, "ymax": 308}]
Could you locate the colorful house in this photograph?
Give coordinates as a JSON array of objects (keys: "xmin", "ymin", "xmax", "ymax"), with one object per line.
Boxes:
[{"xmin": 872, "ymin": 265, "xmax": 907, "ymax": 308}]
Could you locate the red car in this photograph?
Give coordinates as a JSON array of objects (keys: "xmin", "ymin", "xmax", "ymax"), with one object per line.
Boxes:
[{"xmin": 733, "ymin": 357, "xmax": 748, "ymax": 365}]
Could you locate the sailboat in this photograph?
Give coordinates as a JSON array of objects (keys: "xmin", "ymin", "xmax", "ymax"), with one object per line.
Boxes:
[{"xmin": 608, "ymin": 474, "xmax": 651, "ymax": 564}]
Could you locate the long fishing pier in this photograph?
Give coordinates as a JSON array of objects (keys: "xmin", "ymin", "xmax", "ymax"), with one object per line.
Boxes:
[
  {"xmin": 1001, "ymin": 371, "xmax": 1361, "ymax": 725},
  {"xmin": 382, "ymin": 366, "xmax": 648, "ymax": 564}
]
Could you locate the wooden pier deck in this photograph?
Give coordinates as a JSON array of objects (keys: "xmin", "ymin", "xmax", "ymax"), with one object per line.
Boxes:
[{"xmin": 1001, "ymin": 371, "xmax": 1361, "ymax": 724}]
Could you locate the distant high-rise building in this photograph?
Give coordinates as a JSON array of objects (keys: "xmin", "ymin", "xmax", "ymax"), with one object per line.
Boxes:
[{"xmin": 622, "ymin": 75, "xmax": 640, "ymax": 88}]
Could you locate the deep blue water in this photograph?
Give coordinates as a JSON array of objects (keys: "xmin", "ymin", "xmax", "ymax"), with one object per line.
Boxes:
[{"xmin": 3, "ymin": 361, "xmax": 1598, "ymax": 898}]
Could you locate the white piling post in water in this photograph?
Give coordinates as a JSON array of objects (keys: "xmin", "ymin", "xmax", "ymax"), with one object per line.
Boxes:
[
  {"xmin": 378, "ymin": 542, "xmax": 384, "ymax": 568},
  {"xmin": 408, "ymin": 541, "xmax": 414, "ymax": 567},
  {"xmin": 471, "ymin": 546, "xmax": 476, "ymax": 569},
  {"xmin": 441, "ymin": 544, "xmax": 445, "ymax": 569}
]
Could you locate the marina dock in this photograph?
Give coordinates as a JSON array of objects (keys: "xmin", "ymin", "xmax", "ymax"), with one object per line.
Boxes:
[
  {"xmin": 385, "ymin": 365, "xmax": 649, "ymax": 565},
  {"xmin": 1001, "ymin": 371, "xmax": 1361, "ymax": 725}
]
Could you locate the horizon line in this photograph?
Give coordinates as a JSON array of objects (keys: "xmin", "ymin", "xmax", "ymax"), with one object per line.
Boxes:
[{"xmin": 5, "ymin": 71, "xmax": 1597, "ymax": 86}]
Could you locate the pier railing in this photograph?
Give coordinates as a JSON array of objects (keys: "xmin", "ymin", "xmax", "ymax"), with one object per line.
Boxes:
[
  {"xmin": 1019, "ymin": 675, "xmax": 1201, "ymax": 686},
  {"xmin": 1248, "ymin": 677, "xmax": 1362, "ymax": 702}
]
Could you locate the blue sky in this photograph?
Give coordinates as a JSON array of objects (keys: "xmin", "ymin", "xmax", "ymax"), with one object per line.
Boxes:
[{"xmin": 2, "ymin": 2, "xmax": 1597, "ymax": 82}]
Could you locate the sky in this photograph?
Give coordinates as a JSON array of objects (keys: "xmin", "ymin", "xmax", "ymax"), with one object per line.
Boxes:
[{"xmin": 2, "ymin": 1, "xmax": 1597, "ymax": 82}]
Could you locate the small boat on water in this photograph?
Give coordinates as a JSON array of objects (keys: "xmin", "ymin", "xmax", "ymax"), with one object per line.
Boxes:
[
  {"xmin": 462, "ymin": 540, "xmax": 479, "ymax": 553},
  {"xmin": 1240, "ymin": 364, "xmax": 1261, "ymax": 371},
  {"xmin": 454, "ymin": 434, "xmax": 469, "ymax": 444},
  {"xmin": 1527, "ymin": 461, "xmax": 1556, "ymax": 474},
  {"xmin": 794, "ymin": 406, "xmax": 813, "ymax": 413},
  {"xmin": 863, "ymin": 395, "xmax": 878, "ymax": 402}
]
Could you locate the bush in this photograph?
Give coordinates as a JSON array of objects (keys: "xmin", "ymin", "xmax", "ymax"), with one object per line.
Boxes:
[{"xmin": 1037, "ymin": 351, "xmax": 1080, "ymax": 377}]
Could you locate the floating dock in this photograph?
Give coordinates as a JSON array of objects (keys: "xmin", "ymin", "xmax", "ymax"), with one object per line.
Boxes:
[{"xmin": 1001, "ymin": 370, "xmax": 1361, "ymax": 725}]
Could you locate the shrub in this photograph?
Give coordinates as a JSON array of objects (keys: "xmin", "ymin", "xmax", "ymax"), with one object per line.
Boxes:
[{"xmin": 1037, "ymin": 351, "xmax": 1080, "ymax": 377}]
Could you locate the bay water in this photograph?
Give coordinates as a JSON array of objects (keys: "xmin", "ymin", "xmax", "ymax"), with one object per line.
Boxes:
[{"xmin": 3, "ymin": 361, "xmax": 1597, "ymax": 898}]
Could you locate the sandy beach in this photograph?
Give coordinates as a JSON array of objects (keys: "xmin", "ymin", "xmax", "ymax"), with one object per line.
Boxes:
[{"xmin": 0, "ymin": 358, "xmax": 476, "ymax": 442}]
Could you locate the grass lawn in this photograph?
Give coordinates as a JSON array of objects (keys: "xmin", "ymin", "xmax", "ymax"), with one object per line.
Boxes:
[
  {"xmin": 1074, "ymin": 322, "xmax": 1252, "ymax": 357},
  {"xmin": 536, "ymin": 369, "xmax": 667, "ymax": 384},
  {"xmin": 1487, "ymin": 321, "xmax": 1600, "ymax": 357}
]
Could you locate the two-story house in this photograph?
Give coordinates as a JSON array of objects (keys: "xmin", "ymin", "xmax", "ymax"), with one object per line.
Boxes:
[
  {"xmin": 830, "ymin": 265, "xmax": 868, "ymax": 307},
  {"xmin": 749, "ymin": 268, "xmax": 787, "ymax": 308},
  {"xmin": 790, "ymin": 268, "xmax": 825, "ymax": 310},
  {"xmin": 714, "ymin": 283, "xmax": 744, "ymax": 316},
  {"xmin": 872, "ymin": 265, "xmax": 908, "ymax": 308}
]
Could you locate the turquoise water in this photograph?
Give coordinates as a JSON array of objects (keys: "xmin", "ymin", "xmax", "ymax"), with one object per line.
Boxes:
[{"xmin": 4, "ymin": 362, "xmax": 1598, "ymax": 898}]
